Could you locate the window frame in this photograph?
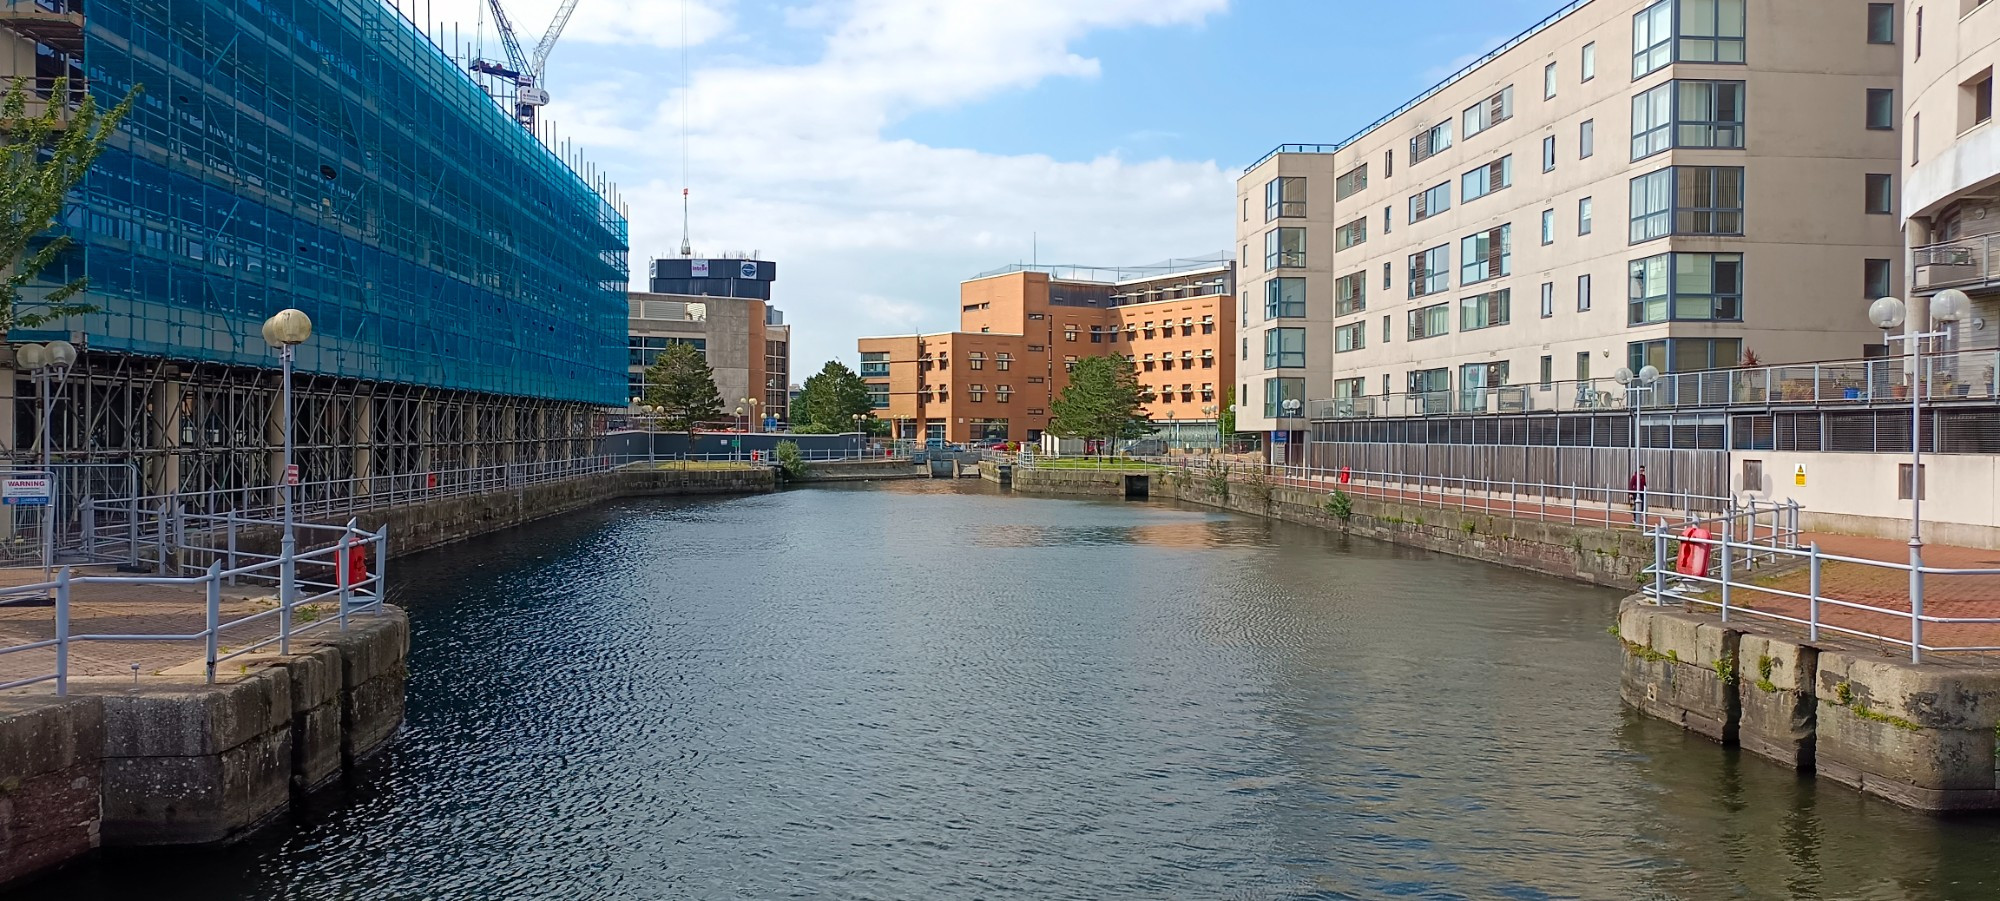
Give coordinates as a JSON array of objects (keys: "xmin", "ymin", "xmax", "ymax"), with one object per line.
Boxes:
[
  {"xmin": 1459, "ymin": 288, "xmax": 1511, "ymax": 331},
  {"xmin": 1579, "ymin": 196, "xmax": 1595, "ymax": 235},
  {"xmin": 1541, "ymin": 281, "xmax": 1555, "ymax": 318},
  {"xmin": 1867, "ymin": 2, "xmax": 1895, "ymax": 43},
  {"xmin": 1409, "ymin": 181, "xmax": 1452, "ymax": 223},
  {"xmin": 1265, "ymin": 277, "xmax": 1307, "ymax": 319},
  {"xmin": 1541, "ymin": 209, "xmax": 1557, "ymax": 245},
  {"xmin": 1263, "ymin": 327, "xmax": 1307, "ymax": 369},
  {"xmin": 1335, "ymin": 164, "xmax": 1369, "ymax": 200},
  {"xmin": 1334, "ymin": 271, "xmax": 1368, "ymax": 316},
  {"xmin": 1580, "ymin": 118, "xmax": 1596, "ymax": 158},
  {"xmin": 1464, "ymin": 86, "xmax": 1515, "ymax": 139},
  {"xmin": 1411, "ymin": 120, "xmax": 1454, "ymax": 164},
  {"xmin": 1459, "ymin": 224, "xmax": 1511, "ymax": 286},
  {"xmin": 1632, "ymin": 80, "xmax": 1746, "ymax": 161},
  {"xmin": 1627, "ymin": 251, "xmax": 1744, "ymax": 324},
  {"xmin": 1409, "ymin": 244, "xmax": 1451, "ymax": 298},
  {"xmin": 1264, "ymin": 226, "xmax": 1307, "ymax": 269},
  {"xmin": 1335, "ymin": 321, "xmax": 1367, "ymax": 353},
  {"xmin": 1461, "ymin": 155, "xmax": 1513, "ymax": 202},
  {"xmin": 1264, "ymin": 176, "xmax": 1307, "ymax": 221},
  {"xmin": 1542, "ymin": 134, "xmax": 1557, "ymax": 172},
  {"xmin": 1335, "ymin": 217, "xmax": 1369, "ymax": 250},
  {"xmin": 1408, "ymin": 301, "xmax": 1452, "ymax": 341},
  {"xmin": 1865, "ymin": 173, "xmax": 1894, "ymax": 215},
  {"xmin": 1867, "ymin": 87, "xmax": 1897, "ymax": 130}
]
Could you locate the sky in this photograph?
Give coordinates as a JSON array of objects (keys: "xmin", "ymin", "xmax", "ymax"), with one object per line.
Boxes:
[{"xmin": 410, "ymin": 0, "xmax": 1577, "ymax": 377}]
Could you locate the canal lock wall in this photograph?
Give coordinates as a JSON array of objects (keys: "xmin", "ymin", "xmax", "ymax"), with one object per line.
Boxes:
[
  {"xmin": 1618, "ymin": 599, "xmax": 2000, "ymax": 812},
  {"xmin": 0, "ymin": 610, "xmax": 408, "ymax": 889}
]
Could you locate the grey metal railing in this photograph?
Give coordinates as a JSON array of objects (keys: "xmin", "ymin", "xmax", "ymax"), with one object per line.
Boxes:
[{"xmin": 1913, "ymin": 234, "xmax": 2000, "ymax": 291}]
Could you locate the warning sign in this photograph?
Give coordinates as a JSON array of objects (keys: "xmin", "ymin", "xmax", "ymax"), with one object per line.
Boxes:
[
  {"xmin": 2, "ymin": 476, "xmax": 49, "ymax": 506},
  {"xmin": 284, "ymin": 464, "xmax": 300, "ymax": 486},
  {"xmin": 1793, "ymin": 464, "xmax": 1807, "ymax": 487}
]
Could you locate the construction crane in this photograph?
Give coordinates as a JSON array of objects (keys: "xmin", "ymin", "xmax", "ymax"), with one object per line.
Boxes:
[{"xmin": 468, "ymin": 0, "xmax": 582, "ymax": 131}]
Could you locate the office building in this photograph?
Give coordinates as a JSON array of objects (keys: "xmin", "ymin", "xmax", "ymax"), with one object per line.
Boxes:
[
  {"xmin": 627, "ymin": 284, "xmax": 790, "ymax": 427},
  {"xmin": 1905, "ymin": 0, "xmax": 2000, "ymax": 341},
  {"xmin": 859, "ymin": 259, "xmax": 1235, "ymax": 445},
  {"xmin": 1236, "ymin": 0, "xmax": 1904, "ymax": 439}
]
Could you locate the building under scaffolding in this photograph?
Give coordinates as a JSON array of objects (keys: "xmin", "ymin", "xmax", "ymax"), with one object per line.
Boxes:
[{"xmin": 0, "ymin": 0, "xmax": 629, "ymax": 512}]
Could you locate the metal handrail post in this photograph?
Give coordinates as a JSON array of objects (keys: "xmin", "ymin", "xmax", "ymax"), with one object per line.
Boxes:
[
  {"xmin": 1719, "ymin": 510, "xmax": 1733, "ymax": 622},
  {"xmin": 1653, "ymin": 523, "xmax": 1666, "ymax": 600},
  {"xmin": 337, "ymin": 526, "xmax": 351, "ymax": 633},
  {"xmin": 154, "ymin": 499, "xmax": 168, "ymax": 574},
  {"xmin": 1808, "ymin": 542, "xmax": 1822, "ymax": 642},
  {"xmin": 374, "ymin": 524, "xmax": 389, "ymax": 614},
  {"xmin": 81, "ymin": 497, "xmax": 95, "ymax": 559},
  {"xmin": 226, "ymin": 512, "xmax": 239, "ymax": 587},
  {"xmin": 204, "ymin": 561, "xmax": 221, "ymax": 683},
  {"xmin": 53, "ymin": 567, "xmax": 70, "ymax": 697}
]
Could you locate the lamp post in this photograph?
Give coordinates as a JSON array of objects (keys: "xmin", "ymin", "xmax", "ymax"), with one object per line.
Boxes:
[
  {"xmin": 262, "ymin": 309, "xmax": 311, "ymax": 653},
  {"xmin": 1202, "ymin": 404, "xmax": 1217, "ymax": 456},
  {"xmin": 1870, "ymin": 290, "xmax": 1971, "ymax": 663},
  {"xmin": 852, "ymin": 413, "xmax": 866, "ymax": 458},
  {"xmin": 1615, "ymin": 364, "xmax": 1660, "ymax": 525},
  {"xmin": 16, "ymin": 339, "xmax": 76, "ymax": 585},
  {"xmin": 1167, "ymin": 414, "xmax": 1178, "ymax": 455},
  {"xmin": 733, "ymin": 405, "xmax": 745, "ymax": 461}
]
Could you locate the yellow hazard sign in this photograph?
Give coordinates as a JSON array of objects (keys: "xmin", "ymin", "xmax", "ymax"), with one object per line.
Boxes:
[{"xmin": 1794, "ymin": 464, "xmax": 1807, "ymax": 487}]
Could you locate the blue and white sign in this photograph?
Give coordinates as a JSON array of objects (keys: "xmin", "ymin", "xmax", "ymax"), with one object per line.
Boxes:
[
  {"xmin": 740, "ymin": 261, "xmax": 759, "ymax": 279},
  {"xmin": 3, "ymin": 476, "xmax": 50, "ymax": 506},
  {"xmin": 1271, "ymin": 431, "xmax": 1289, "ymax": 444},
  {"xmin": 691, "ymin": 259, "xmax": 710, "ymax": 277}
]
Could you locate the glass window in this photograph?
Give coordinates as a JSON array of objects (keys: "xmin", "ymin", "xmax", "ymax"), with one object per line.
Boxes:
[
  {"xmin": 1464, "ymin": 86, "xmax": 1514, "ymax": 139},
  {"xmin": 1678, "ymin": 81, "xmax": 1746, "ymax": 147},
  {"xmin": 1409, "ymin": 244, "xmax": 1450, "ymax": 298},
  {"xmin": 1265, "ymin": 277, "xmax": 1307, "ymax": 318},
  {"xmin": 1867, "ymin": 88, "xmax": 1896, "ymax": 130},
  {"xmin": 1541, "ymin": 281, "xmax": 1555, "ymax": 318},
  {"xmin": 1629, "ymin": 254, "xmax": 1671, "ymax": 324},
  {"xmin": 1544, "ymin": 62, "xmax": 1558, "ymax": 99},
  {"xmin": 1461, "ymin": 156, "xmax": 1513, "ymax": 201},
  {"xmin": 1540, "ymin": 355, "xmax": 1555, "ymax": 386},
  {"xmin": 1460, "ymin": 289, "xmax": 1511, "ymax": 331},
  {"xmin": 1679, "ymin": 0, "xmax": 1747, "ymax": 64},
  {"xmin": 1633, "ymin": 0, "xmax": 1673, "ymax": 78},
  {"xmin": 1408, "ymin": 368, "xmax": 1451, "ymax": 400},
  {"xmin": 1868, "ymin": 3, "xmax": 1895, "ymax": 43},
  {"xmin": 1411, "ymin": 120, "xmax": 1453, "ymax": 163},
  {"xmin": 1675, "ymin": 166, "xmax": 1744, "ymax": 235},
  {"xmin": 1630, "ymin": 337, "xmax": 1740, "ymax": 372},
  {"xmin": 1410, "ymin": 181, "xmax": 1452, "ymax": 222},
  {"xmin": 1542, "ymin": 135, "xmax": 1557, "ymax": 172},
  {"xmin": 1383, "ymin": 262, "xmax": 1392, "ymax": 291},
  {"xmin": 1335, "ymin": 271, "xmax": 1367, "ymax": 316},
  {"xmin": 1264, "ymin": 377, "xmax": 1305, "ymax": 418},
  {"xmin": 1632, "ymin": 83, "xmax": 1673, "ymax": 159},
  {"xmin": 1336, "ymin": 217, "xmax": 1368, "ymax": 250},
  {"xmin": 1866, "ymin": 173, "xmax": 1894, "ymax": 214},
  {"xmin": 1459, "ymin": 224, "xmax": 1511, "ymax": 285},
  {"xmin": 1264, "ymin": 327, "xmax": 1306, "ymax": 369},
  {"xmin": 1629, "ymin": 252, "xmax": 1742, "ymax": 323},
  {"xmin": 1336, "ymin": 164, "xmax": 1368, "ymax": 200},
  {"xmin": 1865, "ymin": 258, "xmax": 1893, "ymax": 298},
  {"xmin": 1578, "ymin": 272, "xmax": 1593, "ymax": 311},
  {"xmin": 1265, "ymin": 176, "xmax": 1307, "ymax": 220},
  {"xmin": 1408, "ymin": 302, "xmax": 1451, "ymax": 340},
  {"xmin": 1579, "ymin": 196, "xmax": 1595, "ymax": 235},
  {"xmin": 1580, "ymin": 119, "xmax": 1595, "ymax": 158},
  {"xmin": 1335, "ymin": 321, "xmax": 1367, "ymax": 353},
  {"xmin": 1582, "ymin": 41, "xmax": 1597, "ymax": 81},
  {"xmin": 1264, "ymin": 227, "xmax": 1305, "ymax": 269},
  {"xmin": 1542, "ymin": 209, "xmax": 1557, "ymax": 245}
]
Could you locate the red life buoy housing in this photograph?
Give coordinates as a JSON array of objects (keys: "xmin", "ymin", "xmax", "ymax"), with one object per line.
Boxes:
[
  {"xmin": 1676, "ymin": 526, "xmax": 1712, "ymax": 576},
  {"xmin": 1339, "ymin": 467, "xmax": 1352, "ymax": 484},
  {"xmin": 342, "ymin": 542, "xmax": 370, "ymax": 588}
]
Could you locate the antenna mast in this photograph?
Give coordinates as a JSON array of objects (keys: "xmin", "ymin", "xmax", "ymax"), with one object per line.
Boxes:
[{"xmin": 678, "ymin": 0, "xmax": 693, "ymax": 256}]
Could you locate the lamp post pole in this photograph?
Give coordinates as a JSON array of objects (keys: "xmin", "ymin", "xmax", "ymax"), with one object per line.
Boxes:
[
  {"xmin": 15, "ymin": 340, "xmax": 75, "ymax": 587},
  {"xmin": 263, "ymin": 310, "xmax": 312, "ymax": 654},
  {"xmin": 1872, "ymin": 291, "xmax": 1970, "ymax": 663},
  {"xmin": 1615, "ymin": 364, "xmax": 1659, "ymax": 526}
]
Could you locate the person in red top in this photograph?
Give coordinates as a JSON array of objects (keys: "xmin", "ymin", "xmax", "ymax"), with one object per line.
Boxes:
[{"xmin": 1628, "ymin": 465, "xmax": 1648, "ymax": 524}]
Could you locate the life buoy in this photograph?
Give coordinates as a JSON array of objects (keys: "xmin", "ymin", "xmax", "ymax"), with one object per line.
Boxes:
[
  {"xmin": 1676, "ymin": 526, "xmax": 1712, "ymax": 576},
  {"xmin": 1339, "ymin": 467, "xmax": 1351, "ymax": 484},
  {"xmin": 342, "ymin": 542, "xmax": 370, "ymax": 588}
]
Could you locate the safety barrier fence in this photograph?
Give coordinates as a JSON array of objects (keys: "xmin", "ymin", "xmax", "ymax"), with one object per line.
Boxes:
[
  {"xmin": 0, "ymin": 516, "xmax": 390, "ymax": 696},
  {"xmin": 1643, "ymin": 519, "xmax": 2000, "ymax": 663}
]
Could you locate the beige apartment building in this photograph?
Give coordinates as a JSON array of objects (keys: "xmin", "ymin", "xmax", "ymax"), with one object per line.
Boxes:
[
  {"xmin": 626, "ymin": 294, "xmax": 790, "ymax": 427},
  {"xmin": 1905, "ymin": 0, "xmax": 2000, "ymax": 341},
  {"xmin": 1235, "ymin": 0, "xmax": 1906, "ymax": 438}
]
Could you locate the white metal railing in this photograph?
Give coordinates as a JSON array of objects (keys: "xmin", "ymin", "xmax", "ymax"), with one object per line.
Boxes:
[
  {"xmin": 0, "ymin": 516, "xmax": 390, "ymax": 695},
  {"xmin": 1642, "ymin": 518, "xmax": 2000, "ymax": 663},
  {"xmin": 1306, "ymin": 349, "xmax": 2000, "ymax": 420},
  {"xmin": 1913, "ymin": 233, "xmax": 2000, "ymax": 291}
]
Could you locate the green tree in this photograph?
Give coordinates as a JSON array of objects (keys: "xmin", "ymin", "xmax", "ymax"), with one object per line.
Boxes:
[
  {"xmin": 642, "ymin": 343, "xmax": 724, "ymax": 442},
  {"xmin": 792, "ymin": 360, "xmax": 874, "ymax": 433},
  {"xmin": 4, "ymin": 77, "xmax": 139, "ymax": 327},
  {"xmin": 1048, "ymin": 355, "xmax": 1151, "ymax": 454},
  {"xmin": 1217, "ymin": 386, "xmax": 1237, "ymax": 439}
]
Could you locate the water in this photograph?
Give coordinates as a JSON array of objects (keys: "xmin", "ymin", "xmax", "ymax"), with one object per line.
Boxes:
[{"xmin": 21, "ymin": 481, "xmax": 2000, "ymax": 900}]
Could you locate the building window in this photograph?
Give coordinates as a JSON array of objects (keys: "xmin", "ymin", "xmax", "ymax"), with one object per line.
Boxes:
[
  {"xmin": 1335, "ymin": 321, "xmax": 1367, "ymax": 353},
  {"xmin": 1384, "ymin": 205, "xmax": 1393, "ymax": 234},
  {"xmin": 1334, "ymin": 377, "xmax": 1367, "ymax": 400},
  {"xmin": 1629, "ymin": 252, "xmax": 1743, "ymax": 324},
  {"xmin": 1411, "ymin": 120, "xmax": 1453, "ymax": 164},
  {"xmin": 1460, "ymin": 289, "xmax": 1511, "ymax": 331},
  {"xmin": 1540, "ymin": 355, "xmax": 1555, "ymax": 387},
  {"xmin": 1580, "ymin": 119, "xmax": 1596, "ymax": 158},
  {"xmin": 1335, "ymin": 217, "xmax": 1369, "ymax": 250},
  {"xmin": 1409, "ymin": 367, "xmax": 1451, "ymax": 402},
  {"xmin": 1632, "ymin": 81, "xmax": 1745, "ymax": 160},
  {"xmin": 1867, "ymin": 3, "xmax": 1895, "ymax": 42},
  {"xmin": 1578, "ymin": 272, "xmax": 1593, "ymax": 311},
  {"xmin": 1202, "ymin": 316, "xmax": 1216, "ymax": 335},
  {"xmin": 1459, "ymin": 224, "xmax": 1511, "ymax": 285},
  {"xmin": 1027, "ymin": 312, "xmax": 1045, "ymax": 320},
  {"xmin": 1265, "ymin": 227, "xmax": 1306, "ymax": 268},
  {"xmin": 1386, "ymin": 148, "xmax": 1395, "ymax": 177},
  {"xmin": 1630, "ymin": 166, "xmax": 1744, "ymax": 242},
  {"xmin": 1577, "ymin": 351, "xmax": 1592, "ymax": 381},
  {"xmin": 1464, "ymin": 86, "xmax": 1514, "ymax": 139},
  {"xmin": 1580, "ymin": 196, "xmax": 1595, "ymax": 235},
  {"xmin": 1064, "ymin": 327, "xmax": 1077, "ymax": 342},
  {"xmin": 1629, "ymin": 337, "xmax": 1742, "ymax": 372},
  {"xmin": 1913, "ymin": 112, "xmax": 1921, "ymax": 163},
  {"xmin": 1410, "ymin": 244, "xmax": 1450, "ymax": 298},
  {"xmin": 1541, "ymin": 209, "xmax": 1557, "ymax": 245},
  {"xmin": 1582, "ymin": 41, "xmax": 1596, "ymax": 81},
  {"xmin": 1335, "ymin": 271, "xmax": 1367, "ymax": 316},
  {"xmin": 996, "ymin": 353, "xmax": 1012, "ymax": 371},
  {"xmin": 1678, "ymin": 0, "xmax": 1748, "ymax": 64},
  {"xmin": 996, "ymin": 384, "xmax": 1013, "ymax": 402},
  {"xmin": 1541, "ymin": 281, "xmax": 1555, "ymax": 318},
  {"xmin": 1633, "ymin": 0, "xmax": 1674, "ymax": 78},
  {"xmin": 1542, "ymin": 135, "xmax": 1557, "ymax": 172},
  {"xmin": 1867, "ymin": 88, "xmax": 1896, "ymax": 129},
  {"xmin": 1383, "ymin": 262, "xmax": 1392, "ymax": 291},
  {"xmin": 1064, "ymin": 356, "xmax": 1078, "ymax": 372},
  {"xmin": 1265, "ymin": 176, "xmax": 1307, "ymax": 220},
  {"xmin": 969, "ymin": 352, "xmax": 985, "ymax": 370},
  {"xmin": 1408, "ymin": 302, "xmax": 1451, "ymax": 340},
  {"xmin": 1264, "ymin": 327, "xmax": 1306, "ymax": 369},
  {"xmin": 1865, "ymin": 258, "xmax": 1893, "ymax": 298},
  {"xmin": 1264, "ymin": 377, "xmax": 1305, "ymax": 419},
  {"xmin": 1544, "ymin": 62, "xmax": 1558, "ymax": 99},
  {"xmin": 1966, "ymin": 70, "xmax": 1994, "ymax": 130},
  {"xmin": 1028, "ymin": 376, "xmax": 1044, "ymax": 384},
  {"xmin": 1240, "ymin": 338, "xmax": 1247, "ymax": 361},
  {"xmin": 1381, "ymin": 314, "xmax": 1391, "ymax": 343},
  {"xmin": 1410, "ymin": 181, "xmax": 1452, "ymax": 223},
  {"xmin": 969, "ymin": 384, "xmax": 985, "ymax": 402},
  {"xmin": 1865, "ymin": 173, "xmax": 1894, "ymax": 214},
  {"xmin": 1336, "ymin": 164, "xmax": 1368, "ymax": 200},
  {"xmin": 1461, "ymin": 156, "xmax": 1513, "ymax": 202},
  {"xmin": 1089, "ymin": 326, "xmax": 1104, "ymax": 343}
]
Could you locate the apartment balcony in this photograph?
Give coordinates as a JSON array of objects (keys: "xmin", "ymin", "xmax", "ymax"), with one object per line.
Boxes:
[
  {"xmin": 1914, "ymin": 235, "xmax": 2000, "ymax": 295},
  {"xmin": 1, "ymin": 0, "xmax": 85, "ymax": 55}
]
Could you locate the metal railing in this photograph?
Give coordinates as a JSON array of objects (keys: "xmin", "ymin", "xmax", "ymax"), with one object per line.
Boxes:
[
  {"xmin": 1643, "ymin": 519, "xmax": 2000, "ymax": 663},
  {"xmin": 0, "ymin": 517, "xmax": 391, "ymax": 696},
  {"xmin": 1307, "ymin": 349, "xmax": 2000, "ymax": 421},
  {"xmin": 1914, "ymin": 234, "xmax": 2000, "ymax": 291}
]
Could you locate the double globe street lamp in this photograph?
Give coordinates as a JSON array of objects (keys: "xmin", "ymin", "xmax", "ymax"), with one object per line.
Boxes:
[
  {"xmin": 16, "ymin": 339, "xmax": 77, "ymax": 585},
  {"xmin": 262, "ymin": 309, "xmax": 311, "ymax": 652}
]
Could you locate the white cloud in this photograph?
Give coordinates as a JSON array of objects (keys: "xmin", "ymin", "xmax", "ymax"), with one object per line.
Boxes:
[{"xmin": 447, "ymin": 0, "xmax": 1236, "ymax": 375}]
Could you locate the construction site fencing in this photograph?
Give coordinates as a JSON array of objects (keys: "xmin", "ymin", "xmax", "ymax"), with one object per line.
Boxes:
[{"xmin": 0, "ymin": 517, "xmax": 391, "ymax": 696}]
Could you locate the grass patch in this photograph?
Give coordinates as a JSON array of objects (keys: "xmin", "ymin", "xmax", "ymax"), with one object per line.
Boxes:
[{"xmin": 1034, "ymin": 458, "xmax": 1164, "ymax": 472}]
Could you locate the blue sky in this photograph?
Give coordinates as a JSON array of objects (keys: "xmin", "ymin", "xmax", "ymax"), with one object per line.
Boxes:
[{"xmin": 426, "ymin": 0, "xmax": 1587, "ymax": 373}]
